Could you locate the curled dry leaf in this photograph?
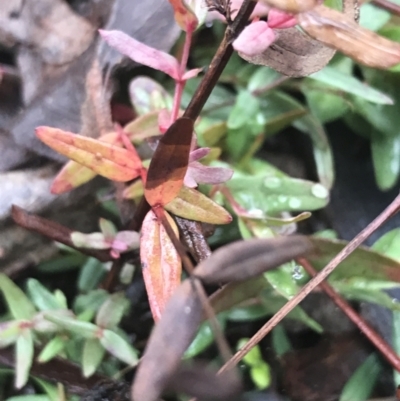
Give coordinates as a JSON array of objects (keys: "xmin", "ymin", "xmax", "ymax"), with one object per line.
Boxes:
[
  {"xmin": 298, "ymin": 4, "xmax": 400, "ymax": 69},
  {"xmin": 194, "ymin": 235, "xmax": 313, "ymax": 284},
  {"xmin": 165, "ymin": 186, "xmax": 232, "ymax": 225},
  {"xmin": 259, "ymin": 0, "xmax": 318, "ymax": 13},
  {"xmin": 132, "ymin": 279, "xmax": 203, "ymax": 401},
  {"xmin": 36, "ymin": 127, "xmax": 142, "ymax": 182},
  {"xmin": 140, "ymin": 210, "xmax": 182, "ymax": 321},
  {"xmin": 145, "ymin": 117, "xmax": 194, "ymax": 207}
]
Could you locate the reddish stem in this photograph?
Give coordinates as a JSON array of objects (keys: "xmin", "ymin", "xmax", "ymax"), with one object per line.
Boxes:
[
  {"xmin": 171, "ymin": 27, "xmax": 194, "ymax": 123},
  {"xmin": 298, "ymin": 257, "xmax": 400, "ymax": 372}
]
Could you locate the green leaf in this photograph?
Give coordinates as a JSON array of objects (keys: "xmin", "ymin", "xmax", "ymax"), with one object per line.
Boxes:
[
  {"xmin": 226, "ymin": 174, "xmax": 329, "ymax": 216},
  {"xmin": 339, "ymin": 354, "xmax": 381, "ymax": 401},
  {"xmin": 359, "ymin": 3, "xmax": 391, "ymax": 32},
  {"xmin": 308, "ymin": 237, "xmax": 400, "ymax": 282},
  {"xmin": 259, "ymin": 91, "xmax": 307, "ymax": 136},
  {"xmin": 95, "ymin": 292, "xmax": 129, "ymax": 329},
  {"xmin": 250, "ymin": 363, "xmax": 271, "ymax": 390},
  {"xmin": 227, "ymin": 90, "xmax": 260, "ymax": 130},
  {"xmin": 124, "ymin": 111, "xmax": 160, "ymax": 144},
  {"xmin": 26, "ymin": 279, "xmax": 63, "ymax": 311},
  {"xmin": 78, "ymin": 258, "xmax": 108, "ymax": 292},
  {"xmin": 293, "ymin": 114, "xmax": 334, "ymax": 189},
  {"xmin": 372, "ymin": 228, "xmax": 400, "ymax": 261},
  {"xmin": 371, "ymin": 133, "xmax": 400, "ymax": 191},
  {"xmin": 308, "ymin": 66, "xmax": 393, "ymax": 104},
  {"xmin": 165, "ymin": 186, "xmax": 232, "ymax": 224},
  {"xmin": 38, "ymin": 336, "xmax": 67, "ymax": 363},
  {"xmin": 44, "ymin": 313, "xmax": 97, "ymax": 338},
  {"xmin": 36, "ymin": 253, "xmax": 87, "ymax": 273},
  {"xmin": 0, "ymin": 320, "xmax": 23, "ymax": 348},
  {"xmin": 73, "ymin": 289, "xmax": 108, "ymax": 315},
  {"xmin": 0, "ymin": 274, "xmax": 36, "ymax": 320},
  {"xmin": 15, "ymin": 330, "xmax": 34, "ymax": 389},
  {"xmin": 393, "ymin": 311, "xmax": 400, "ymax": 384},
  {"xmin": 99, "ymin": 329, "xmax": 138, "ymax": 366},
  {"xmin": 271, "ymin": 325, "xmax": 292, "ymax": 357},
  {"xmin": 237, "ymin": 338, "xmax": 263, "ymax": 367},
  {"xmin": 247, "ymin": 67, "xmax": 282, "ymax": 93},
  {"xmin": 184, "ymin": 316, "xmax": 227, "ymax": 359},
  {"xmin": 99, "ymin": 218, "xmax": 117, "ymax": 240},
  {"xmin": 82, "ymin": 338, "xmax": 106, "ymax": 377},
  {"xmin": 332, "ymin": 283, "xmax": 400, "ymax": 312},
  {"xmin": 32, "ymin": 378, "xmax": 59, "ymax": 401},
  {"xmin": 264, "ymin": 265, "xmax": 301, "ymax": 300}
]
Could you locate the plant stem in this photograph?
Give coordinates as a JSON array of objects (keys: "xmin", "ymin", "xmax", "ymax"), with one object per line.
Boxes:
[
  {"xmin": 218, "ymin": 193, "xmax": 400, "ymax": 373},
  {"xmin": 184, "ymin": 0, "xmax": 256, "ymax": 121},
  {"xmin": 171, "ymin": 28, "xmax": 194, "ymax": 123},
  {"xmin": 298, "ymin": 257, "xmax": 400, "ymax": 372}
]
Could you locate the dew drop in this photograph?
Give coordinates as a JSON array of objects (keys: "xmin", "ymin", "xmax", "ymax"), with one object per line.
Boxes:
[
  {"xmin": 289, "ymin": 198, "xmax": 301, "ymax": 208},
  {"xmin": 292, "ymin": 265, "xmax": 303, "ymax": 280},
  {"xmin": 311, "ymin": 183, "xmax": 329, "ymax": 199},
  {"xmin": 278, "ymin": 195, "xmax": 288, "ymax": 203},
  {"xmin": 264, "ymin": 177, "xmax": 281, "ymax": 188}
]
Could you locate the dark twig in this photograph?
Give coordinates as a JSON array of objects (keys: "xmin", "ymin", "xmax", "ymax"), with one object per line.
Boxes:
[
  {"xmin": 219, "ymin": 193, "xmax": 400, "ymax": 373},
  {"xmin": 11, "ymin": 205, "xmax": 112, "ymax": 263},
  {"xmin": 298, "ymin": 257, "xmax": 400, "ymax": 372},
  {"xmin": 372, "ymin": 0, "xmax": 400, "ymax": 17}
]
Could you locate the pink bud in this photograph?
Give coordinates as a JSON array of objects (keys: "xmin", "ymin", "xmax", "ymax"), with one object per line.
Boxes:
[
  {"xmin": 268, "ymin": 8, "xmax": 297, "ymax": 29},
  {"xmin": 233, "ymin": 21, "xmax": 276, "ymax": 57}
]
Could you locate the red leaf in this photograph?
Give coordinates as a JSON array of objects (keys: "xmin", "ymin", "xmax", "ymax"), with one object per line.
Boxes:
[
  {"xmin": 140, "ymin": 210, "xmax": 182, "ymax": 321},
  {"xmin": 145, "ymin": 117, "xmax": 194, "ymax": 207},
  {"xmin": 99, "ymin": 30, "xmax": 180, "ymax": 80},
  {"xmin": 36, "ymin": 127, "xmax": 142, "ymax": 182}
]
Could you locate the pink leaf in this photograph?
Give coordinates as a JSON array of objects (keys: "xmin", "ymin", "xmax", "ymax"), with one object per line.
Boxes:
[
  {"xmin": 158, "ymin": 109, "xmax": 172, "ymax": 134},
  {"xmin": 114, "ymin": 231, "xmax": 140, "ymax": 250},
  {"xmin": 182, "ymin": 67, "xmax": 203, "ymax": 81},
  {"xmin": 189, "ymin": 147, "xmax": 210, "ymax": 162},
  {"xmin": 99, "ymin": 30, "xmax": 180, "ymax": 80},
  {"xmin": 184, "ymin": 162, "xmax": 233, "ymax": 187},
  {"xmin": 233, "ymin": 21, "xmax": 276, "ymax": 57},
  {"xmin": 268, "ymin": 8, "xmax": 297, "ymax": 29}
]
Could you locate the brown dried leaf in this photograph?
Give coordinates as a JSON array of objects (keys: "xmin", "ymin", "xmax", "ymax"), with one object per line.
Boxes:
[
  {"xmin": 194, "ymin": 236, "xmax": 313, "ymax": 284},
  {"xmin": 298, "ymin": 5, "xmax": 400, "ymax": 69},
  {"xmin": 132, "ymin": 279, "xmax": 203, "ymax": 401}
]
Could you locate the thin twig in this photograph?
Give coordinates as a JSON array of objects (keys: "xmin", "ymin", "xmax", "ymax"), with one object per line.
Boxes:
[
  {"xmin": 372, "ymin": 0, "xmax": 400, "ymax": 16},
  {"xmin": 219, "ymin": 193, "xmax": 400, "ymax": 373},
  {"xmin": 298, "ymin": 257, "xmax": 400, "ymax": 372}
]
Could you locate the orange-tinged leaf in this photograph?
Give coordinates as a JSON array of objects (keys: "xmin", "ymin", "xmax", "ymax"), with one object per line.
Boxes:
[
  {"xmin": 51, "ymin": 132, "xmax": 123, "ymax": 194},
  {"xmin": 145, "ymin": 117, "xmax": 194, "ymax": 207},
  {"xmin": 168, "ymin": 0, "xmax": 198, "ymax": 31},
  {"xmin": 36, "ymin": 127, "xmax": 142, "ymax": 182},
  {"xmin": 165, "ymin": 186, "xmax": 232, "ymax": 224},
  {"xmin": 140, "ymin": 210, "xmax": 182, "ymax": 321},
  {"xmin": 51, "ymin": 161, "xmax": 97, "ymax": 194}
]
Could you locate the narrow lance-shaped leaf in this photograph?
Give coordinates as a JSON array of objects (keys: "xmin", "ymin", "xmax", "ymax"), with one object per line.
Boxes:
[
  {"xmin": 99, "ymin": 329, "xmax": 138, "ymax": 366},
  {"xmin": 100, "ymin": 30, "xmax": 180, "ymax": 80},
  {"xmin": 0, "ymin": 274, "xmax": 36, "ymax": 320},
  {"xmin": 95, "ymin": 292, "xmax": 129, "ymax": 329},
  {"xmin": 15, "ymin": 329, "xmax": 34, "ymax": 389},
  {"xmin": 165, "ymin": 186, "xmax": 232, "ymax": 225},
  {"xmin": 140, "ymin": 210, "xmax": 182, "ymax": 321},
  {"xmin": 145, "ymin": 117, "xmax": 194, "ymax": 207},
  {"xmin": 36, "ymin": 127, "xmax": 141, "ymax": 182},
  {"xmin": 51, "ymin": 132, "xmax": 121, "ymax": 194},
  {"xmin": 82, "ymin": 338, "xmax": 106, "ymax": 378}
]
